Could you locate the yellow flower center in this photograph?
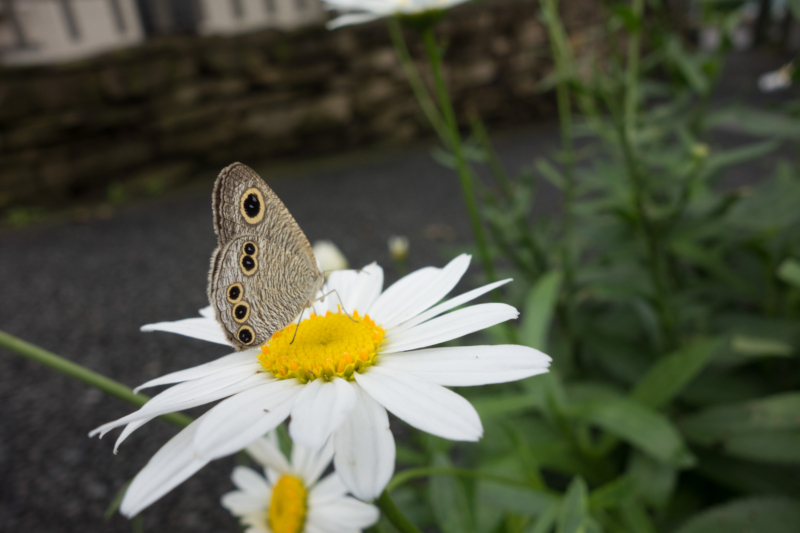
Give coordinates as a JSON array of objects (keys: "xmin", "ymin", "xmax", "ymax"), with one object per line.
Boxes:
[
  {"xmin": 267, "ymin": 475, "xmax": 307, "ymax": 533},
  {"xmin": 258, "ymin": 310, "xmax": 386, "ymax": 383}
]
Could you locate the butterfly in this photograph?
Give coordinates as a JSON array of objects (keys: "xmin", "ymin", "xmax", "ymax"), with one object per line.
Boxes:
[{"xmin": 207, "ymin": 162, "xmax": 325, "ymax": 351}]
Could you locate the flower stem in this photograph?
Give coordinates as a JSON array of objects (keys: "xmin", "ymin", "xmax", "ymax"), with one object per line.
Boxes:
[
  {"xmin": 376, "ymin": 490, "xmax": 423, "ymax": 533},
  {"xmin": 540, "ymin": 0, "xmax": 578, "ymax": 357},
  {"xmin": 387, "ymin": 17, "xmax": 448, "ymax": 144},
  {"xmin": 421, "ymin": 27, "xmax": 496, "ymax": 284},
  {"xmin": 0, "ymin": 330, "xmax": 192, "ymax": 428},
  {"xmin": 618, "ymin": 0, "xmax": 675, "ymax": 349}
]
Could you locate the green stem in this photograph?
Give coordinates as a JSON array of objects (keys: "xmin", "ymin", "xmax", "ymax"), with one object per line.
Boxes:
[
  {"xmin": 376, "ymin": 490, "xmax": 423, "ymax": 533},
  {"xmin": 624, "ymin": 0, "xmax": 645, "ymax": 142},
  {"xmin": 470, "ymin": 116, "xmax": 513, "ymax": 199},
  {"xmin": 387, "ymin": 17, "xmax": 448, "ymax": 144},
  {"xmin": 421, "ymin": 27, "xmax": 496, "ymax": 284},
  {"xmin": 616, "ymin": 0, "xmax": 675, "ymax": 349},
  {"xmin": 0, "ymin": 330, "xmax": 192, "ymax": 428},
  {"xmin": 540, "ymin": 0, "xmax": 578, "ymax": 357}
]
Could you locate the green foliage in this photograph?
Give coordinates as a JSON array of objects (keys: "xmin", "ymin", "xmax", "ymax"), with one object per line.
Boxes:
[{"xmin": 381, "ymin": 0, "xmax": 800, "ymax": 531}]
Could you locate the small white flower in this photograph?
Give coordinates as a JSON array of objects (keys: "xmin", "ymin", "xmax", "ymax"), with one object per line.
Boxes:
[
  {"xmin": 758, "ymin": 62, "xmax": 794, "ymax": 92},
  {"xmin": 387, "ymin": 235, "xmax": 409, "ymax": 261},
  {"xmin": 91, "ymin": 255, "xmax": 551, "ymax": 517},
  {"xmin": 322, "ymin": 0, "xmax": 470, "ymax": 29},
  {"xmin": 312, "ymin": 240, "xmax": 349, "ymax": 272},
  {"xmin": 221, "ymin": 433, "xmax": 378, "ymax": 533}
]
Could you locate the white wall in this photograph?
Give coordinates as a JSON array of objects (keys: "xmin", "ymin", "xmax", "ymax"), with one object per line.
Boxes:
[
  {"xmin": 197, "ymin": 0, "xmax": 323, "ymax": 36},
  {"xmin": 1, "ymin": 0, "xmax": 144, "ymax": 66}
]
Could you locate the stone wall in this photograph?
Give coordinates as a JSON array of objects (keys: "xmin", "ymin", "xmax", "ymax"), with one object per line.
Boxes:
[{"xmin": 0, "ymin": 0, "xmax": 603, "ymax": 213}]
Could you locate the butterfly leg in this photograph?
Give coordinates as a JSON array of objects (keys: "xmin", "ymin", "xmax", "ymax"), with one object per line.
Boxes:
[
  {"xmin": 289, "ymin": 305, "xmax": 307, "ymax": 345},
  {"xmin": 310, "ymin": 289, "xmax": 358, "ymax": 322}
]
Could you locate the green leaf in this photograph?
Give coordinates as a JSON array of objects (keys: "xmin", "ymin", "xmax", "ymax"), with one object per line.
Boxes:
[
  {"xmin": 778, "ymin": 258, "xmax": 800, "ymax": 289},
  {"xmin": 789, "ymin": 0, "xmax": 800, "ymax": 19},
  {"xmin": 520, "ymin": 271, "xmax": 563, "ymax": 350},
  {"xmin": 536, "ymin": 158, "xmax": 566, "ymax": 189},
  {"xmin": 730, "ymin": 335, "xmax": 793, "ymax": 357},
  {"xmin": 620, "ymin": 500, "xmax": 657, "ymax": 533},
  {"xmin": 631, "ymin": 337, "xmax": 723, "ymax": 409},
  {"xmin": 105, "ymin": 481, "xmax": 131, "ymax": 520},
  {"xmin": 708, "ymin": 107, "xmax": 800, "ymax": 140},
  {"xmin": 722, "ymin": 430, "xmax": 800, "ymax": 464},
  {"xmin": 627, "ymin": 452, "xmax": 676, "ymax": 509},
  {"xmin": 526, "ymin": 503, "xmax": 559, "ymax": 533},
  {"xmin": 694, "ymin": 450, "xmax": 800, "ymax": 499},
  {"xmin": 588, "ymin": 475, "xmax": 639, "ymax": 511},
  {"xmin": 429, "ymin": 453, "xmax": 473, "ymax": 533},
  {"xmin": 567, "ymin": 397, "xmax": 695, "ymax": 467},
  {"xmin": 557, "ymin": 477, "xmax": 588, "ymax": 533},
  {"xmin": 679, "ymin": 392, "xmax": 800, "ymax": 443},
  {"xmin": 476, "ymin": 481, "xmax": 558, "ymax": 517},
  {"xmin": 701, "ymin": 139, "xmax": 781, "ymax": 181},
  {"xmin": 674, "ymin": 497, "xmax": 800, "ymax": 533},
  {"xmin": 473, "ymin": 393, "xmax": 536, "ymax": 418}
]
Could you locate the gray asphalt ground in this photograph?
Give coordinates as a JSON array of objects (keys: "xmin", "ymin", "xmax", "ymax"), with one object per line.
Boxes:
[{"xmin": 1, "ymin": 50, "xmax": 797, "ymax": 532}]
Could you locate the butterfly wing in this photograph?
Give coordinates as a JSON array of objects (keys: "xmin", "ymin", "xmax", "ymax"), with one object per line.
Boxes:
[
  {"xmin": 208, "ymin": 235, "xmax": 321, "ymax": 350},
  {"xmin": 208, "ymin": 163, "xmax": 324, "ymax": 351},
  {"xmin": 212, "ymin": 162, "xmax": 318, "ymax": 270}
]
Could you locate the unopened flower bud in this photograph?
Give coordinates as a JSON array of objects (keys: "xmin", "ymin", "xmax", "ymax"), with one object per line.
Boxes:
[
  {"xmin": 388, "ymin": 235, "xmax": 409, "ymax": 261},
  {"xmin": 313, "ymin": 240, "xmax": 348, "ymax": 272}
]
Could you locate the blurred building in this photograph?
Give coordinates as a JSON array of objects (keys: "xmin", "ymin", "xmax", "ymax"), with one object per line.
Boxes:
[
  {"xmin": 0, "ymin": 0, "xmax": 324, "ymax": 66},
  {"xmin": 0, "ymin": 0, "xmax": 144, "ymax": 65},
  {"xmin": 194, "ymin": 0, "xmax": 324, "ymax": 35}
]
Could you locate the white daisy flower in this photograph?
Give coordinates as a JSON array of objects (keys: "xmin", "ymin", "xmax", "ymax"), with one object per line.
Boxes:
[
  {"xmin": 221, "ymin": 433, "xmax": 378, "ymax": 533},
  {"xmin": 90, "ymin": 254, "xmax": 551, "ymax": 517},
  {"xmin": 322, "ymin": 0, "xmax": 470, "ymax": 29}
]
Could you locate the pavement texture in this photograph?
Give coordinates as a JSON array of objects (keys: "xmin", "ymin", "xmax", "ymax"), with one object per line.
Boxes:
[{"xmin": 1, "ymin": 50, "xmax": 797, "ymax": 532}]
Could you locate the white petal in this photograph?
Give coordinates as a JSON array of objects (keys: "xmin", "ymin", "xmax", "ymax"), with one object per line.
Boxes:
[
  {"xmin": 231, "ymin": 466, "xmax": 272, "ymax": 499},
  {"xmin": 265, "ymin": 467, "xmax": 282, "ymax": 486},
  {"xmin": 291, "ymin": 437, "xmax": 334, "ymax": 486},
  {"xmin": 390, "ymin": 278, "xmax": 512, "ymax": 337},
  {"xmin": 194, "ymin": 380, "xmax": 303, "ymax": 460},
  {"xmin": 367, "ymin": 266, "xmax": 440, "ymax": 324},
  {"xmin": 115, "ymin": 369, "xmax": 262, "ymax": 450},
  {"xmin": 246, "ymin": 436, "xmax": 291, "ymax": 474},
  {"xmin": 134, "ymin": 350, "xmax": 258, "ymax": 393},
  {"xmin": 119, "ymin": 411, "xmax": 212, "ymax": 517},
  {"xmin": 346, "ymin": 263, "xmax": 384, "ymax": 314},
  {"xmin": 378, "ymin": 345, "xmax": 551, "ymax": 386},
  {"xmin": 355, "ymin": 367, "xmax": 482, "ymax": 441},
  {"xmin": 307, "ymin": 498, "xmax": 380, "ymax": 530},
  {"xmin": 382, "ymin": 303, "xmax": 518, "ymax": 354},
  {"xmin": 326, "ymin": 12, "xmax": 384, "ymax": 29},
  {"xmin": 221, "ymin": 490, "xmax": 267, "ymax": 515},
  {"xmin": 90, "ymin": 364, "xmax": 266, "ymax": 441},
  {"xmin": 333, "ymin": 383, "xmax": 395, "ymax": 501},
  {"xmin": 199, "ymin": 306, "xmax": 215, "ymax": 318},
  {"xmin": 141, "ymin": 317, "xmax": 230, "ymax": 346},
  {"xmin": 380, "ymin": 254, "xmax": 471, "ymax": 329},
  {"xmin": 308, "ymin": 473, "xmax": 348, "ymax": 506},
  {"xmin": 289, "ymin": 377, "xmax": 357, "ymax": 449}
]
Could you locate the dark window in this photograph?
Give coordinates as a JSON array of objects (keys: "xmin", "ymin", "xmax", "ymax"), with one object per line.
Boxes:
[
  {"xmin": 58, "ymin": 0, "xmax": 81, "ymax": 41},
  {"xmin": 2, "ymin": 0, "xmax": 28, "ymax": 48},
  {"xmin": 108, "ymin": 0, "xmax": 127, "ymax": 33},
  {"xmin": 263, "ymin": 0, "xmax": 276, "ymax": 14},
  {"xmin": 231, "ymin": 0, "xmax": 244, "ymax": 19},
  {"xmin": 294, "ymin": 0, "xmax": 307, "ymax": 11}
]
